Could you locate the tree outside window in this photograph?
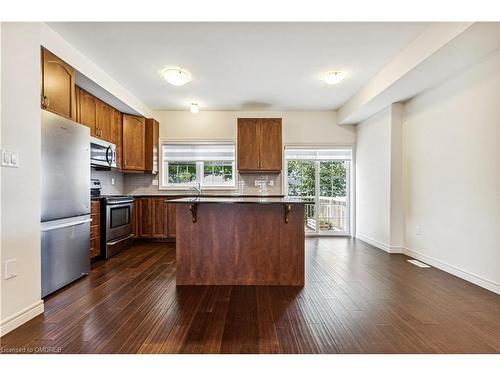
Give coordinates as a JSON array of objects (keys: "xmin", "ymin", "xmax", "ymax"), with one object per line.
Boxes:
[{"xmin": 168, "ymin": 162, "xmax": 197, "ymax": 184}]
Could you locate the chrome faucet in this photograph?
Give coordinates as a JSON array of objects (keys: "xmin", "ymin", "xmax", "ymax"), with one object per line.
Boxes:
[{"xmin": 191, "ymin": 182, "xmax": 202, "ymax": 196}]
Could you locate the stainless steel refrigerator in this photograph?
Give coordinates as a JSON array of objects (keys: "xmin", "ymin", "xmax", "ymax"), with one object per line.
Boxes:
[{"xmin": 41, "ymin": 110, "xmax": 91, "ymax": 297}]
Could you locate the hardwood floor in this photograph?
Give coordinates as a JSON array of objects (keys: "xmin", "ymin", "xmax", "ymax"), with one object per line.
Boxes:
[{"xmin": 1, "ymin": 238, "xmax": 499, "ymax": 354}]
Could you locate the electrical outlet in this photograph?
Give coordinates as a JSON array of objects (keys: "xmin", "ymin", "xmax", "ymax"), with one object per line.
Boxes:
[
  {"xmin": 416, "ymin": 225, "xmax": 422, "ymax": 236},
  {"xmin": 152, "ymin": 179, "xmax": 159, "ymax": 186},
  {"xmin": 5, "ymin": 259, "xmax": 18, "ymax": 280},
  {"xmin": 111, "ymin": 178, "xmax": 115, "ymax": 185},
  {"xmin": 269, "ymin": 180, "xmax": 274, "ymax": 187}
]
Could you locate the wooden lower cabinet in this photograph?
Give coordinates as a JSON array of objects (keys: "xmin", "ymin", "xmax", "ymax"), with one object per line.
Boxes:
[
  {"xmin": 133, "ymin": 199, "xmax": 141, "ymax": 239},
  {"xmin": 166, "ymin": 200, "xmax": 177, "ymax": 238},
  {"xmin": 151, "ymin": 198, "xmax": 168, "ymax": 238},
  {"xmin": 132, "ymin": 197, "xmax": 176, "ymax": 241},
  {"xmin": 90, "ymin": 200, "xmax": 101, "ymax": 258},
  {"xmin": 140, "ymin": 198, "xmax": 152, "ymax": 238}
]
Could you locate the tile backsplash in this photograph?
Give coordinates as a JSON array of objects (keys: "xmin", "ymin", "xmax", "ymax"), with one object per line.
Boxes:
[
  {"xmin": 123, "ymin": 172, "xmax": 283, "ymax": 196},
  {"xmin": 91, "ymin": 169, "xmax": 125, "ymax": 195},
  {"xmin": 92, "ymin": 169, "xmax": 283, "ymax": 196},
  {"xmin": 124, "ymin": 173, "xmax": 161, "ymax": 195}
]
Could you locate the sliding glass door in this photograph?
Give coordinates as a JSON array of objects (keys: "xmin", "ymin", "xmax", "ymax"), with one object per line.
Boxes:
[
  {"xmin": 286, "ymin": 160, "xmax": 316, "ymax": 234},
  {"xmin": 285, "ymin": 147, "xmax": 351, "ymax": 236}
]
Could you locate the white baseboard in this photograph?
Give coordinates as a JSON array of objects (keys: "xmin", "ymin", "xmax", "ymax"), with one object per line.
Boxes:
[
  {"xmin": 355, "ymin": 234, "xmax": 403, "ymax": 253},
  {"xmin": 403, "ymin": 247, "xmax": 500, "ymax": 295},
  {"xmin": 0, "ymin": 300, "xmax": 44, "ymax": 337}
]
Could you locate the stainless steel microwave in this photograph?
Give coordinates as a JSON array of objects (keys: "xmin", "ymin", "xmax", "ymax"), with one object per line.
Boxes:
[{"xmin": 90, "ymin": 137, "xmax": 116, "ymax": 168}]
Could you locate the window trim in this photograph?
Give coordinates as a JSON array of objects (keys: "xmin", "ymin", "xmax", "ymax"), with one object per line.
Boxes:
[{"xmin": 159, "ymin": 140, "xmax": 238, "ymax": 191}]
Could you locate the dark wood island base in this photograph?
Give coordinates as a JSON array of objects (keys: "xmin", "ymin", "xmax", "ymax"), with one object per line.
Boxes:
[{"xmin": 172, "ymin": 197, "xmax": 306, "ymax": 286}]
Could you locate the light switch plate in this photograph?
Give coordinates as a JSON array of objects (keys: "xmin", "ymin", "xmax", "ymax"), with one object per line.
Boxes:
[{"xmin": 1, "ymin": 149, "xmax": 19, "ymax": 168}]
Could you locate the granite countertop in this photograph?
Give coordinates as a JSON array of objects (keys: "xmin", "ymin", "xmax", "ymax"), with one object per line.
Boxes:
[
  {"xmin": 92, "ymin": 194, "xmax": 285, "ymax": 199},
  {"xmin": 133, "ymin": 193, "xmax": 285, "ymax": 198},
  {"xmin": 169, "ymin": 196, "xmax": 310, "ymax": 204}
]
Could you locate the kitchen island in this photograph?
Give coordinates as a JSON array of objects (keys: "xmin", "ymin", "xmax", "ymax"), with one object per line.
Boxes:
[{"xmin": 170, "ymin": 197, "xmax": 306, "ymax": 286}]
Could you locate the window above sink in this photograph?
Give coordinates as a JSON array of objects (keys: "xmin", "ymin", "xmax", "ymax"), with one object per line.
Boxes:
[{"xmin": 160, "ymin": 142, "xmax": 236, "ymax": 190}]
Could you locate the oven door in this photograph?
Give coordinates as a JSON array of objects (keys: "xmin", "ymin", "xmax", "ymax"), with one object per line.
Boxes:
[
  {"xmin": 106, "ymin": 202, "xmax": 133, "ymax": 241},
  {"xmin": 90, "ymin": 138, "xmax": 116, "ymax": 168}
]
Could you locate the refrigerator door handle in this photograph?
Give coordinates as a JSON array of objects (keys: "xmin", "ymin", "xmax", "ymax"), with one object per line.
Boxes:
[{"xmin": 41, "ymin": 217, "xmax": 92, "ymax": 232}]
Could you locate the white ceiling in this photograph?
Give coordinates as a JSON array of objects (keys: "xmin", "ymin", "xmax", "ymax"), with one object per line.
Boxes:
[{"xmin": 48, "ymin": 22, "xmax": 430, "ymax": 111}]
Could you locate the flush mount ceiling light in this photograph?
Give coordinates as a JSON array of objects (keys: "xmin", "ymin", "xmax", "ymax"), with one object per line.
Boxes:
[
  {"xmin": 190, "ymin": 103, "xmax": 200, "ymax": 114},
  {"xmin": 160, "ymin": 67, "xmax": 192, "ymax": 86},
  {"xmin": 324, "ymin": 71, "xmax": 346, "ymax": 85}
]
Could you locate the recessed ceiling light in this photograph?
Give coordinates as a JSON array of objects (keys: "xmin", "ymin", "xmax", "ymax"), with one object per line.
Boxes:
[
  {"xmin": 160, "ymin": 67, "xmax": 192, "ymax": 86},
  {"xmin": 190, "ymin": 103, "xmax": 199, "ymax": 114},
  {"xmin": 324, "ymin": 71, "xmax": 346, "ymax": 85}
]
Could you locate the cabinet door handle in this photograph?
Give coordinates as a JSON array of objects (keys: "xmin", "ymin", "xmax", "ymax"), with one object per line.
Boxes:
[{"xmin": 41, "ymin": 95, "xmax": 49, "ymax": 108}]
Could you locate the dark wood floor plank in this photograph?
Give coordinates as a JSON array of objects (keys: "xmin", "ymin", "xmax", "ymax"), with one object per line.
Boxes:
[
  {"xmin": 219, "ymin": 286, "xmax": 260, "ymax": 353},
  {"xmin": 1, "ymin": 238, "xmax": 498, "ymax": 354}
]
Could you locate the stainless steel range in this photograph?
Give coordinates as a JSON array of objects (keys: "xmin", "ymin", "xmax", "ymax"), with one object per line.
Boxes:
[{"xmin": 101, "ymin": 196, "xmax": 134, "ymax": 259}]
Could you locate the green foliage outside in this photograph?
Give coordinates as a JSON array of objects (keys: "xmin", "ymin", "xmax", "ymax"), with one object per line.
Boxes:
[
  {"xmin": 168, "ymin": 161, "xmax": 233, "ymax": 184},
  {"xmin": 168, "ymin": 162, "xmax": 196, "ymax": 183},
  {"xmin": 287, "ymin": 160, "xmax": 347, "ymax": 197},
  {"xmin": 203, "ymin": 162, "xmax": 233, "ymax": 182}
]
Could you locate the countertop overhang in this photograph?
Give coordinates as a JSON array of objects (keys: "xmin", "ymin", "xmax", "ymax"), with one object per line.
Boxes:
[{"xmin": 168, "ymin": 197, "xmax": 310, "ymax": 204}]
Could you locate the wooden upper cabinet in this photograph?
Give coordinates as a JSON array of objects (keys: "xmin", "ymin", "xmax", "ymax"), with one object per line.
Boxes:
[
  {"xmin": 41, "ymin": 47, "xmax": 76, "ymax": 120},
  {"xmin": 96, "ymin": 100, "xmax": 112, "ymax": 141},
  {"xmin": 111, "ymin": 109, "xmax": 123, "ymax": 169},
  {"xmin": 76, "ymin": 87, "xmax": 113, "ymax": 142},
  {"xmin": 237, "ymin": 118, "xmax": 282, "ymax": 173},
  {"xmin": 145, "ymin": 119, "xmax": 159, "ymax": 174},
  {"xmin": 77, "ymin": 87, "xmax": 98, "ymax": 136},
  {"xmin": 237, "ymin": 118, "xmax": 260, "ymax": 171},
  {"xmin": 122, "ymin": 114, "xmax": 146, "ymax": 171},
  {"xmin": 258, "ymin": 118, "xmax": 282, "ymax": 171}
]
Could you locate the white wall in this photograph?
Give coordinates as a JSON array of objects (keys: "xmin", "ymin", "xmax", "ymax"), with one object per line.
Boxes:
[
  {"xmin": 403, "ymin": 52, "xmax": 500, "ymax": 292},
  {"xmin": 355, "ymin": 107, "xmax": 392, "ymax": 249},
  {"xmin": 355, "ymin": 103, "xmax": 405, "ymax": 253},
  {"xmin": 155, "ymin": 110, "xmax": 355, "ymax": 145},
  {"xmin": 389, "ymin": 104, "xmax": 404, "ymax": 249},
  {"xmin": 0, "ymin": 23, "xmax": 44, "ymax": 336}
]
